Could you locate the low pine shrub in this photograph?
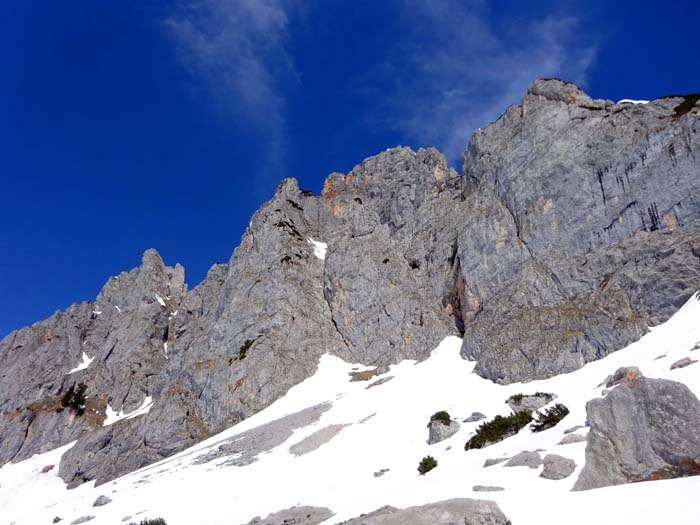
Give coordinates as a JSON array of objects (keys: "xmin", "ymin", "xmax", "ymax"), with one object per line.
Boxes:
[
  {"xmin": 429, "ymin": 410, "xmax": 451, "ymax": 425},
  {"xmin": 129, "ymin": 519, "xmax": 167, "ymax": 525},
  {"xmin": 465, "ymin": 411, "xmax": 533, "ymax": 450},
  {"xmin": 239, "ymin": 339, "xmax": 253, "ymax": 360},
  {"xmin": 418, "ymin": 455, "xmax": 437, "ymax": 475},
  {"xmin": 530, "ymin": 403, "xmax": 569, "ymax": 432},
  {"xmin": 61, "ymin": 383, "xmax": 87, "ymax": 413}
]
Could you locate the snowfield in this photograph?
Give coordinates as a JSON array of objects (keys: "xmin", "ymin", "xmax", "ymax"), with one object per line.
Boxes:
[{"xmin": 2, "ymin": 294, "xmax": 700, "ymax": 524}]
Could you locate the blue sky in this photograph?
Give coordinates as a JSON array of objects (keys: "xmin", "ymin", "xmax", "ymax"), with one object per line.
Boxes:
[{"xmin": 1, "ymin": 0, "xmax": 698, "ymax": 337}]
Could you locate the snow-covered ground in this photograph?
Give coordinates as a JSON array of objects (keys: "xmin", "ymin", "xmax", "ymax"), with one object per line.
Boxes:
[{"xmin": 2, "ymin": 295, "xmax": 700, "ymax": 525}]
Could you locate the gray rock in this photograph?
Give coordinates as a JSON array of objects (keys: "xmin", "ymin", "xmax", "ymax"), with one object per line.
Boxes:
[
  {"xmin": 671, "ymin": 357, "xmax": 698, "ymax": 370},
  {"xmin": 483, "ymin": 457, "xmax": 510, "ymax": 467},
  {"xmin": 654, "ymin": 354, "xmax": 667, "ymax": 360},
  {"xmin": 606, "ymin": 366, "xmax": 643, "ymax": 387},
  {"xmin": 472, "ymin": 485, "xmax": 505, "ymax": 492},
  {"xmin": 574, "ymin": 374, "xmax": 700, "ymax": 490},
  {"xmin": 540, "ymin": 454, "xmax": 576, "ymax": 480},
  {"xmin": 373, "ymin": 468, "xmax": 389, "ymax": 478},
  {"xmin": 428, "ymin": 419, "xmax": 460, "ymax": 444},
  {"xmin": 563, "ymin": 425, "xmax": 584, "ymax": 434},
  {"xmin": 245, "ymin": 506, "xmax": 334, "ymax": 525},
  {"xmin": 506, "ymin": 392, "xmax": 555, "ymax": 413},
  {"xmin": 336, "ymin": 498, "xmax": 511, "ymax": 524},
  {"xmin": 504, "ymin": 451, "xmax": 542, "ymax": 468},
  {"xmin": 92, "ymin": 495, "xmax": 112, "ymax": 507},
  {"xmin": 463, "ymin": 411, "xmax": 486, "ymax": 423},
  {"xmin": 559, "ymin": 433, "xmax": 587, "ymax": 445},
  {"xmin": 289, "ymin": 424, "xmax": 348, "ymax": 456},
  {"xmin": 691, "ymin": 342, "xmax": 700, "ymax": 351},
  {"xmin": 70, "ymin": 517, "xmax": 94, "ymax": 525},
  {"xmin": 53, "ymin": 518, "xmax": 62, "ymax": 524}
]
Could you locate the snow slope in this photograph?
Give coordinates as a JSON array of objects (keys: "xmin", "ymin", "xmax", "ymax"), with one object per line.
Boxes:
[{"xmin": 2, "ymin": 294, "xmax": 700, "ymax": 525}]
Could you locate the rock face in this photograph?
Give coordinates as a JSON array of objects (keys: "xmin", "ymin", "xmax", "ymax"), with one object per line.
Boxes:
[
  {"xmin": 1, "ymin": 79, "xmax": 699, "ymax": 486},
  {"xmin": 541, "ymin": 454, "xmax": 576, "ymax": 480},
  {"xmin": 574, "ymin": 371, "xmax": 700, "ymax": 490},
  {"xmin": 428, "ymin": 419, "xmax": 461, "ymax": 444},
  {"xmin": 337, "ymin": 498, "xmax": 511, "ymax": 525},
  {"xmin": 504, "ymin": 451, "xmax": 542, "ymax": 469}
]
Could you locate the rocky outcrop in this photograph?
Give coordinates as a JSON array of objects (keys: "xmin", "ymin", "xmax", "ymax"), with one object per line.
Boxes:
[
  {"xmin": 337, "ymin": 499, "xmax": 511, "ymax": 524},
  {"xmin": 506, "ymin": 392, "xmax": 555, "ymax": 413},
  {"xmin": 573, "ymin": 369, "xmax": 700, "ymax": 490},
  {"xmin": 504, "ymin": 450, "xmax": 542, "ymax": 469},
  {"xmin": 244, "ymin": 506, "xmax": 334, "ymax": 525},
  {"xmin": 1, "ymin": 79, "xmax": 699, "ymax": 486}
]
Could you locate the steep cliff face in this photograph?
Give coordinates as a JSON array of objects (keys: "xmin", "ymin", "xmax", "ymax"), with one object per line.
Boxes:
[{"xmin": 0, "ymin": 79, "xmax": 698, "ymax": 487}]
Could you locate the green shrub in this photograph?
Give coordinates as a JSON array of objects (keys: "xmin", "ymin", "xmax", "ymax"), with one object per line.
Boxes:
[
  {"xmin": 507, "ymin": 393, "xmax": 524, "ymax": 403},
  {"xmin": 129, "ymin": 519, "xmax": 167, "ymax": 525},
  {"xmin": 429, "ymin": 410, "xmax": 451, "ymax": 426},
  {"xmin": 61, "ymin": 383, "xmax": 87, "ymax": 413},
  {"xmin": 417, "ymin": 455, "xmax": 437, "ymax": 475},
  {"xmin": 239, "ymin": 339, "xmax": 253, "ymax": 360},
  {"xmin": 530, "ymin": 403, "xmax": 570, "ymax": 433},
  {"xmin": 465, "ymin": 411, "xmax": 533, "ymax": 450}
]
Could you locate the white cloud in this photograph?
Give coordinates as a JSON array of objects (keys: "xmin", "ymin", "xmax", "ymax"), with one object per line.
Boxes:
[
  {"xmin": 165, "ymin": 0, "xmax": 299, "ymax": 192},
  {"xmin": 374, "ymin": 1, "xmax": 597, "ymax": 164}
]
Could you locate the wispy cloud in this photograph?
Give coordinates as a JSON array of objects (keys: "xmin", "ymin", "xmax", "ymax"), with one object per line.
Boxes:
[
  {"xmin": 164, "ymin": 0, "xmax": 298, "ymax": 192},
  {"xmin": 371, "ymin": 1, "xmax": 597, "ymax": 164}
]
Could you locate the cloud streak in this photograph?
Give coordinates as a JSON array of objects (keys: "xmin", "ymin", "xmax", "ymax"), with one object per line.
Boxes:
[
  {"xmin": 372, "ymin": 1, "xmax": 597, "ymax": 164},
  {"xmin": 165, "ymin": 0, "xmax": 298, "ymax": 192}
]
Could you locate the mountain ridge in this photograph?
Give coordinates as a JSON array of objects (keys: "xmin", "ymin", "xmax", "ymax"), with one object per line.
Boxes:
[{"xmin": 1, "ymin": 78, "xmax": 699, "ymax": 489}]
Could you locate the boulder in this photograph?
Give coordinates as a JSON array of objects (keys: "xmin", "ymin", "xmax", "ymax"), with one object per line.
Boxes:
[
  {"xmin": 540, "ymin": 454, "xmax": 576, "ymax": 480},
  {"xmin": 558, "ymin": 434, "xmax": 587, "ymax": 445},
  {"xmin": 574, "ymin": 374, "xmax": 700, "ymax": 490},
  {"xmin": 506, "ymin": 393, "xmax": 555, "ymax": 413},
  {"xmin": 463, "ymin": 412, "xmax": 487, "ymax": 423},
  {"xmin": 504, "ymin": 451, "xmax": 542, "ymax": 469},
  {"xmin": 483, "ymin": 457, "xmax": 510, "ymax": 467},
  {"xmin": 337, "ymin": 498, "xmax": 511, "ymax": 524},
  {"xmin": 70, "ymin": 517, "xmax": 94, "ymax": 525},
  {"xmin": 428, "ymin": 419, "xmax": 460, "ymax": 444},
  {"xmin": 92, "ymin": 495, "xmax": 112, "ymax": 507},
  {"xmin": 605, "ymin": 366, "xmax": 642, "ymax": 388},
  {"xmin": 472, "ymin": 485, "xmax": 505, "ymax": 492},
  {"xmin": 563, "ymin": 425, "xmax": 584, "ymax": 434},
  {"xmin": 670, "ymin": 357, "xmax": 698, "ymax": 370}
]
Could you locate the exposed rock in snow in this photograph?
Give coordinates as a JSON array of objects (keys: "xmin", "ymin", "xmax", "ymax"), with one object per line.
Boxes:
[
  {"xmin": 558, "ymin": 433, "xmax": 587, "ymax": 445},
  {"xmin": 427, "ymin": 418, "xmax": 460, "ymax": 445},
  {"xmin": 92, "ymin": 495, "xmax": 112, "ymax": 507},
  {"xmin": 463, "ymin": 411, "xmax": 487, "ymax": 423},
  {"xmin": 563, "ymin": 425, "xmax": 584, "ymax": 434},
  {"xmin": 244, "ymin": 506, "xmax": 333, "ymax": 525},
  {"xmin": 504, "ymin": 450, "xmax": 542, "ymax": 469},
  {"xmin": 472, "ymin": 485, "xmax": 505, "ymax": 492},
  {"xmin": 289, "ymin": 424, "xmax": 348, "ymax": 456},
  {"xmin": 540, "ymin": 454, "xmax": 576, "ymax": 480},
  {"xmin": 671, "ymin": 357, "xmax": 698, "ymax": 370},
  {"xmin": 337, "ymin": 499, "xmax": 511, "ymax": 525},
  {"xmin": 506, "ymin": 392, "xmax": 555, "ymax": 413}
]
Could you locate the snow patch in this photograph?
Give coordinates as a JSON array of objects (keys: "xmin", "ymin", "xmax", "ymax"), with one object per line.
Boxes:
[
  {"xmin": 67, "ymin": 352, "xmax": 95, "ymax": 374},
  {"xmin": 115, "ymin": 305, "xmax": 122, "ymax": 314},
  {"xmin": 154, "ymin": 293, "xmax": 166, "ymax": 307},
  {"xmin": 308, "ymin": 238, "xmax": 328, "ymax": 261},
  {"xmin": 103, "ymin": 396, "xmax": 154, "ymax": 427},
  {"xmin": 617, "ymin": 99, "xmax": 649, "ymax": 105}
]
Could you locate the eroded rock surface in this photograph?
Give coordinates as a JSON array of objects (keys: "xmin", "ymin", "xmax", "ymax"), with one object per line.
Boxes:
[{"xmin": 574, "ymin": 372, "xmax": 700, "ymax": 490}]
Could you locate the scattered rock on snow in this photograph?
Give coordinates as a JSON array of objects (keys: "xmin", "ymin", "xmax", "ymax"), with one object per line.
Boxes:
[
  {"xmin": 670, "ymin": 357, "xmax": 698, "ymax": 370},
  {"xmin": 289, "ymin": 424, "xmax": 348, "ymax": 456},
  {"xmin": 373, "ymin": 468, "xmax": 389, "ymax": 478},
  {"xmin": 504, "ymin": 451, "xmax": 542, "ymax": 469},
  {"xmin": 563, "ymin": 425, "xmax": 584, "ymax": 434},
  {"xmin": 92, "ymin": 495, "xmax": 112, "ymax": 507},
  {"xmin": 506, "ymin": 392, "xmax": 555, "ymax": 413},
  {"xmin": 463, "ymin": 412, "xmax": 487, "ymax": 423},
  {"xmin": 472, "ymin": 485, "xmax": 505, "ymax": 492},
  {"xmin": 654, "ymin": 354, "xmax": 667, "ymax": 360},
  {"xmin": 483, "ymin": 457, "xmax": 510, "ymax": 467},
  {"xmin": 558, "ymin": 434, "xmax": 587, "ymax": 445},
  {"xmin": 574, "ymin": 373, "xmax": 700, "ymax": 490},
  {"xmin": 70, "ymin": 517, "xmax": 94, "ymax": 525},
  {"xmin": 336, "ymin": 498, "xmax": 511, "ymax": 524},
  {"xmin": 244, "ymin": 505, "xmax": 334, "ymax": 525},
  {"xmin": 605, "ymin": 366, "xmax": 642, "ymax": 388},
  {"xmin": 428, "ymin": 419, "xmax": 460, "ymax": 444},
  {"xmin": 540, "ymin": 454, "xmax": 576, "ymax": 480}
]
